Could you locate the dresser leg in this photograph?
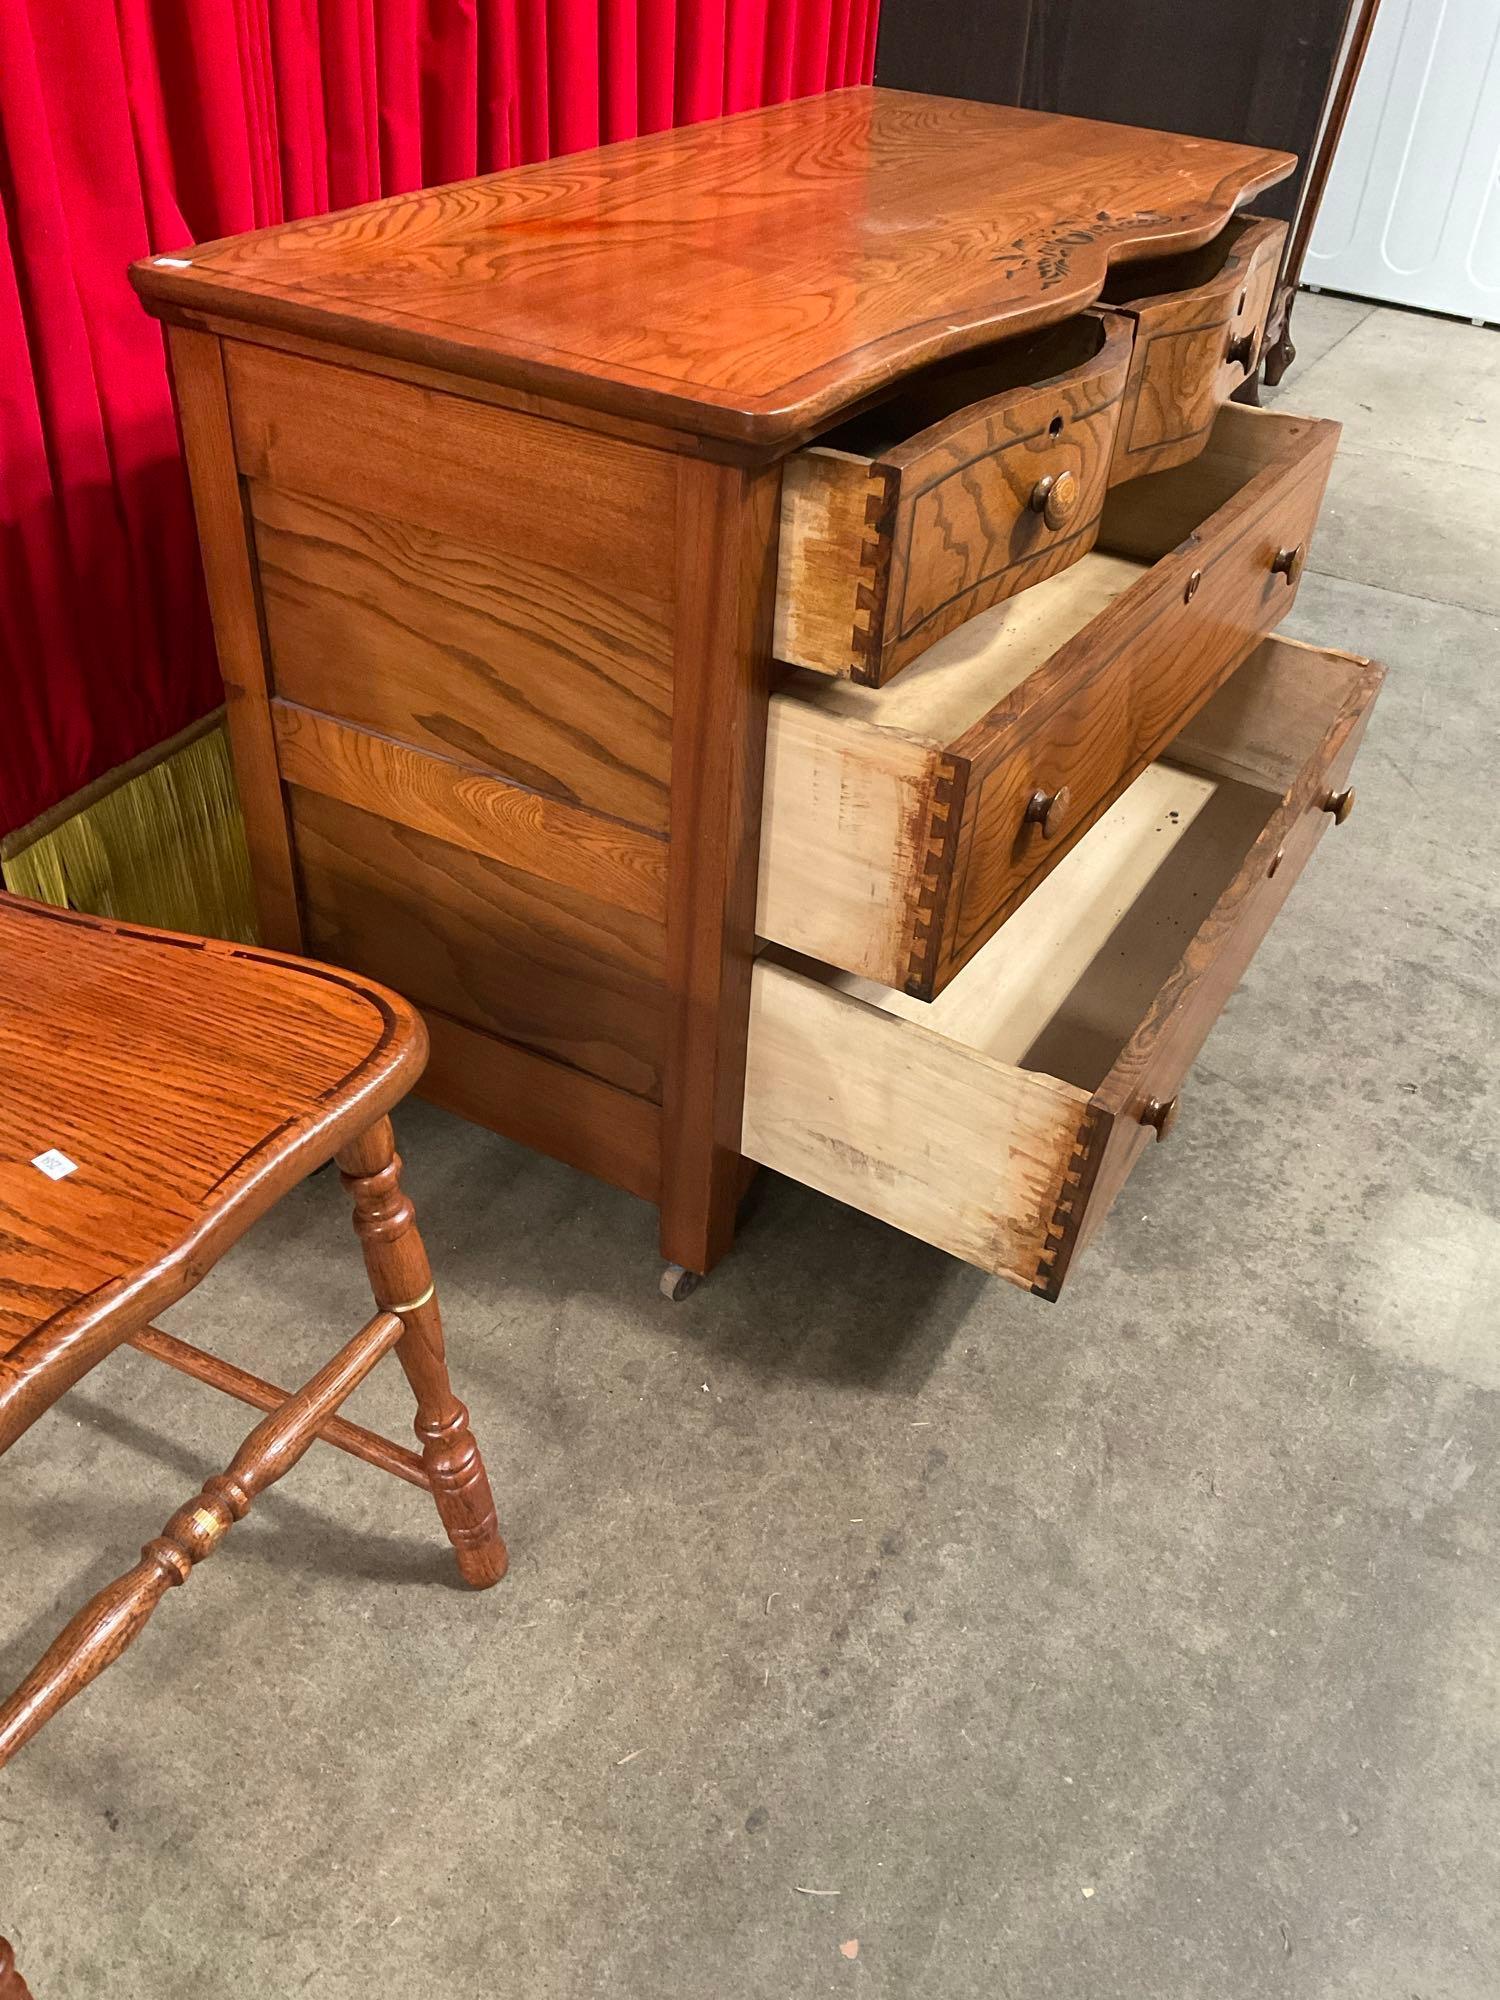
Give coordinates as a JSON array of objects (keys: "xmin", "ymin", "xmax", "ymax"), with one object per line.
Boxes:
[
  {"xmin": 338, "ymin": 1118, "xmax": 508, "ymax": 1589},
  {"xmin": 659, "ymin": 457, "xmax": 780, "ymax": 1277}
]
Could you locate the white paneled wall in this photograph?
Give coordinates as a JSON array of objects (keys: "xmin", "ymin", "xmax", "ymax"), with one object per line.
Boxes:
[{"xmin": 1308, "ymin": 0, "xmax": 1500, "ymax": 322}]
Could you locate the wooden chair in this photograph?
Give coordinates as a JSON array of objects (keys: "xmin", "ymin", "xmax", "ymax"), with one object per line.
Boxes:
[{"xmin": 0, "ymin": 894, "xmax": 506, "ymax": 1985}]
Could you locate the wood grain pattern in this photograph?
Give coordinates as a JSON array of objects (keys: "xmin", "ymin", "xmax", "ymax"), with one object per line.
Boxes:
[
  {"xmin": 940, "ymin": 408, "xmax": 1336, "ymax": 984},
  {"xmin": 774, "ymin": 312, "xmax": 1133, "ymax": 683},
  {"xmin": 166, "ymin": 327, "xmax": 303, "ymax": 951},
  {"xmin": 0, "ymin": 892, "xmax": 506, "ymax": 1758},
  {"xmin": 1104, "ymin": 213, "xmax": 1287, "ymax": 483},
  {"xmin": 420, "ymin": 1008, "xmax": 661, "ymax": 1204},
  {"xmin": 746, "ymin": 636, "xmax": 1383, "ymax": 1298},
  {"xmin": 251, "ymin": 481, "xmax": 673, "ymax": 830},
  {"xmin": 337, "ymin": 1116, "xmax": 506, "ymax": 1589},
  {"xmin": 743, "ymin": 949, "xmax": 1090, "ymax": 1289},
  {"xmin": 132, "ymin": 90, "xmax": 1293, "ymax": 445},
  {"xmin": 660, "ymin": 456, "xmax": 781, "ymax": 1272},
  {"xmin": 758, "ymin": 689, "xmax": 952, "ymax": 987},
  {"xmin": 290, "ymin": 788, "xmax": 668, "ymax": 1102},
  {"xmin": 271, "ymin": 703, "xmax": 668, "ymax": 922},
  {"xmin": 773, "ymin": 448, "xmax": 889, "ymax": 678},
  {"xmin": 0, "ymin": 896, "xmax": 421, "ymax": 1444},
  {"xmin": 143, "ymin": 95, "xmax": 1342, "ymax": 1286},
  {"xmin": 186, "ymin": 309, "xmax": 706, "ymax": 452},
  {"xmin": 876, "ymin": 316, "xmax": 1133, "ymax": 680},
  {"xmin": 227, "ymin": 342, "xmax": 677, "ymax": 585},
  {"xmin": 756, "ymin": 403, "xmax": 1339, "ymax": 1000}
]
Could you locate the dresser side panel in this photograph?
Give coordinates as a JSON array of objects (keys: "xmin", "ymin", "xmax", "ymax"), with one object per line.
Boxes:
[{"xmin": 211, "ymin": 337, "xmax": 679, "ymax": 1153}]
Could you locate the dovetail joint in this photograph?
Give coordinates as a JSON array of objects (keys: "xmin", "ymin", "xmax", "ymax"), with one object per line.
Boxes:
[
  {"xmin": 903, "ymin": 757, "xmax": 963, "ymax": 997},
  {"xmin": 1030, "ymin": 1115, "xmax": 1098, "ymax": 1298},
  {"xmin": 850, "ymin": 468, "xmax": 898, "ymax": 674}
]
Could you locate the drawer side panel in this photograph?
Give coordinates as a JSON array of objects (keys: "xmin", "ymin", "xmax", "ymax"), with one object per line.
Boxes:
[{"xmin": 742, "ymin": 956, "xmax": 1088, "ymax": 1290}]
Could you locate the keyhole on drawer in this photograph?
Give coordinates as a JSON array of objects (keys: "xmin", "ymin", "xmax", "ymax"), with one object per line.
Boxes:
[{"xmin": 1049, "ymin": 414, "xmax": 1063, "ymax": 436}]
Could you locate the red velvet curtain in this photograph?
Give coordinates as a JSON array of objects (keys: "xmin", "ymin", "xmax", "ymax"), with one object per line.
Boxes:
[{"xmin": 0, "ymin": 0, "xmax": 878, "ymax": 841}]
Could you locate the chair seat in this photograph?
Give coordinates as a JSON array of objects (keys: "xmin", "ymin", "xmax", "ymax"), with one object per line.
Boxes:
[
  {"xmin": 0, "ymin": 899, "xmax": 504, "ymax": 1808},
  {"xmin": 0, "ymin": 897, "xmax": 424, "ymax": 1373}
]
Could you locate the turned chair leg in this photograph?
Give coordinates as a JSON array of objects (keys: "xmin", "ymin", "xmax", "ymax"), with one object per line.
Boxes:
[
  {"xmin": 337, "ymin": 1118, "xmax": 507, "ymax": 1589},
  {"xmin": 0, "ymin": 1938, "xmax": 33, "ymax": 1999}
]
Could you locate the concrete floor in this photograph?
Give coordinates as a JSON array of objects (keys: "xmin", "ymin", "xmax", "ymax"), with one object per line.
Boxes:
[{"xmin": 3, "ymin": 292, "xmax": 1498, "ymax": 1998}]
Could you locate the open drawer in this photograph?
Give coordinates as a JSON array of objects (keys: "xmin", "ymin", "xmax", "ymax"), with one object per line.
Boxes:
[
  {"xmin": 758, "ymin": 401, "xmax": 1338, "ymax": 1000},
  {"xmin": 744, "ymin": 636, "xmax": 1382, "ymax": 1299},
  {"xmin": 1103, "ymin": 212, "xmax": 1287, "ymax": 484},
  {"xmin": 774, "ymin": 311, "xmax": 1134, "ymax": 687}
]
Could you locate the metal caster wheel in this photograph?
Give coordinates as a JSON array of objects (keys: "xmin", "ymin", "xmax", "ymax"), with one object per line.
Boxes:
[{"xmin": 659, "ymin": 1262, "xmax": 702, "ymax": 1302}]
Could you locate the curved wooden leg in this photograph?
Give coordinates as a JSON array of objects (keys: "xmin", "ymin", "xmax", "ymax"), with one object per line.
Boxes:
[
  {"xmin": 0, "ymin": 1937, "xmax": 34, "ymax": 1999},
  {"xmin": 338, "ymin": 1119, "xmax": 508, "ymax": 1590}
]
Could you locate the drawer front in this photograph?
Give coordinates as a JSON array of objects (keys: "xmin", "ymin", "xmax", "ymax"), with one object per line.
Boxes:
[
  {"xmin": 757, "ymin": 404, "xmax": 1340, "ymax": 1003},
  {"xmin": 936, "ymin": 410, "xmax": 1336, "ymax": 987},
  {"xmin": 775, "ymin": 314, "xmax": 1133, "ymax": 687},
  {"xmin": 1108, "ymin": 215, "xmax": 1286, "ymax": 485},
  {"xmin": 745, "ymin": 638, "xmax": 1383, "ymax": 1299},
  {"xmin": 877, "ymin": 361, "xmax": 1124, "ymax": 679},
  {"xmin": 1048, "ymin": 642, "xmax": 1381, "ymax": 1292}
]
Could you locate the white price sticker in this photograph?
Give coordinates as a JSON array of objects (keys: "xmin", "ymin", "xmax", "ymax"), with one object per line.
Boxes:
[{"xmin": 31, "ymin": 1149, "xmax": 78, "ymax": 1181}]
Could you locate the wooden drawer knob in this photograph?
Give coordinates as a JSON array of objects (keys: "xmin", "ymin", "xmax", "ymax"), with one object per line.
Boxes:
[
  {"xmin": 1323, "ymin": 786, "xmax": 1355, "ymax": 825},
  {"xmin": 1272, "ymin": 543, "xmax": 1305, "ymax": 586},
  {"xmin": 1225, "ymin": 328, "xmax": 1257, "ymax": 372},
  {"xmin": 1025, "ymin": 784, "xmax": 1072, "ymax": 840},
  {"xmin": 1029, "ymin": 469, "xmax": 1079, "ymax": 531},
  {"xmin": 1141, "ymin": 1095, "xmax": 1180, "ymax": 1142}
]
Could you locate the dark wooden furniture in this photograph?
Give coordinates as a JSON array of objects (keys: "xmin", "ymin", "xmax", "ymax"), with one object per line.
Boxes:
[
  {"xmin": 0, "ymin": 895, "xmax": 505, "ymax": 1989},
  {"xmin": 131, "ymin": 88, "xmax": 1379, "ymax": 1299}
]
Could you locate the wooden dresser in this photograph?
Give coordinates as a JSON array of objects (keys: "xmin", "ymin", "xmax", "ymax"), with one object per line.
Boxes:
[{"xmin": 133, "ymin": 88, "xmax": 1381, "ymax": 1298}]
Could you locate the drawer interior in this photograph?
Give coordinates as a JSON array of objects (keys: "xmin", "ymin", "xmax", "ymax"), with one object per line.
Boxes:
[
  {"xmin": 1100, "ymin": 211, "xmax": 1271, "ymax": 310},
  {"xmin": 771, "ymin": 399, "xmax": 1317, "ymax": 750},
  {"xmin": 817, "ymin": 313, "xmax": 1116, "ymax": 461},
  {"xmin": 793, "ymin": 631, "xmax": 1354, "ymax": 1092},
  {"xmin": 759, "ymin": 400, "xmax": 1338, "ymax": 999},
  {"xmin": 777, "ymin": 755, "xmax": 1277, "ymax": 1096},
  {"xmin": 773, "ymin": 310, "xmax": 1133, "ymax": 685},
  {"xmin": 747, "ymin": 636, "xmax": 1382, "ymax": 1295}
]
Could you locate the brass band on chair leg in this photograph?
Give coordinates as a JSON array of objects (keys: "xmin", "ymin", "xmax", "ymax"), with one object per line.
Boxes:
[{"xmin": 337, "ymin": 1117, "xmax": 508, "ymax": 1590}]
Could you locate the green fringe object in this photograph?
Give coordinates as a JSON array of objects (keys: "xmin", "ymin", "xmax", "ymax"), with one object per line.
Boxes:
[{"xmin": 1, "ymin": 716, "xmax": 259, "ymax": 944}]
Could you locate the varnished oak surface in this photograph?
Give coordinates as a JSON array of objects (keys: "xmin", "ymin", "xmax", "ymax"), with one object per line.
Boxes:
[
  {"xmin": 0, "ymin": 896, "xmax": 422, "ymax": 1399},
  {"xmin": 132, "ymin": 89, "xmax": 1293, "ymax": 445}
]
